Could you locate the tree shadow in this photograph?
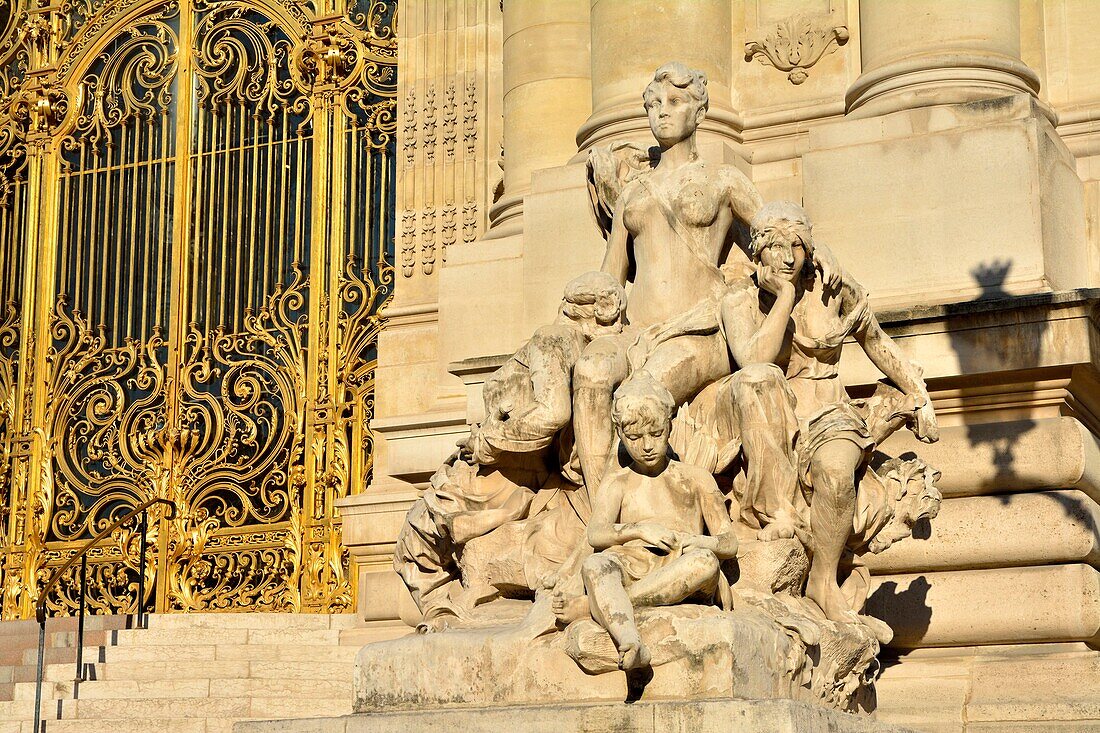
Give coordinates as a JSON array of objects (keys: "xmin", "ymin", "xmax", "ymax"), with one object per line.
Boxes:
[
  {"xmin": 945, "ymin": 259, "xmax": 1041, "ymax": 501},
  {"xmin": 866, "ymin": 576, "xmax": 932, "ymax": 651}
]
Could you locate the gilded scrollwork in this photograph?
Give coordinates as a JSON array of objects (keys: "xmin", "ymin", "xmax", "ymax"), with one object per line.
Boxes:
[
  {"xmin": 175, "ymin": 265, "xmax": 308, "ymax": 533},
  {"xmin": 194, "ymin": 2, "xmax": 308, "ymax": 126},
  {"xmin": 59, "ymin": 8, "xmax": 177, "ymax": 152},
  {"xmin": 167, "ymin": 266, "xmax": 310, "ymax": 611},
  {"xmin": 2, "ymin": 0, "xmax": 396, "ymax": 620}
]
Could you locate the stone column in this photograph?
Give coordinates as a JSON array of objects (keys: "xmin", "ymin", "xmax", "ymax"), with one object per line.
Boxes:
[
  {"xmin": 487, "ymin": 0, "xmax": 591, "ymax": 238},
  {"xmin": 577, "ymin": 0, "xmax": 742, "ymax": 155},
  {"xmin": 846, "ymin": 0, "xmax": 1041, "ymax": 118}
]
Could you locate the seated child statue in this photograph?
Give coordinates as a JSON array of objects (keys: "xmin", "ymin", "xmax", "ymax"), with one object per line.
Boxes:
[{"xmin": 554, "ymin": 373, "xmax": 739, "ymax": 670}]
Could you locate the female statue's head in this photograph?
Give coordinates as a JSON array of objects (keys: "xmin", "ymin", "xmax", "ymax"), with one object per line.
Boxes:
[
  {"xmin": 643, "ymin": 62, "xmax": 708, "ymax": 148},
  {"xmin": 749, "ymin": 201, "xmax": 815, "ymax": 284}
]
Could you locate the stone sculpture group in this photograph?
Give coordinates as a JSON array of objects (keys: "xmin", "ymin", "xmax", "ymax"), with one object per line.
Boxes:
[{"xmin": 384, "ymin": 62, "xmax": 943, "ymax": 714}]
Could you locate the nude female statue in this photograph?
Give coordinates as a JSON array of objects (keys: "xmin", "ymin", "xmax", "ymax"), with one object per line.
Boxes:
[{"xmin": 574, "ymin": 62, "xmax": 838, "ymax": 495}]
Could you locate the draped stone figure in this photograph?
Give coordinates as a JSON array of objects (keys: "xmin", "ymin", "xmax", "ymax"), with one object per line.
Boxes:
[{"xmin": 380, "ymin": 63, "xmax": 943, "ymax": 717}]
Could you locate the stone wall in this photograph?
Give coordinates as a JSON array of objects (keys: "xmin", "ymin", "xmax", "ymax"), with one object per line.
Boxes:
[{"xmin": 343, "ymin": 2, "xmax": 1100, "ymax": 728}]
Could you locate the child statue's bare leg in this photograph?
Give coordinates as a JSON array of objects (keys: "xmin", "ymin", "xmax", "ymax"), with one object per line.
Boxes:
[
  {"xmin": 581, "ymin": 553, "xmax": 651, "ymax": 670},
  {"xmin": 555, "ymin": 549, "xmax": 720, "ymax": 625},
  {"xmin": 806, "ymin": 439, "xmax": 863, "ymax": 623},
  {"xmin": 626, "ymin": 549, "xmax": 719, "ymax": 607}
]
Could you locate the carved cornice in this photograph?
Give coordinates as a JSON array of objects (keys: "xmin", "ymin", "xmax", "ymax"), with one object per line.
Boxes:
[{"xmin": 745, "ymin": 14, "xmax": 849, "ymax": 85}]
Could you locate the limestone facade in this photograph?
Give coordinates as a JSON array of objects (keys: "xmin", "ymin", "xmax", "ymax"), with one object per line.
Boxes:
[{"xmin": 341, "ymin": 2, "xmax": 1100, "ymax": 729}]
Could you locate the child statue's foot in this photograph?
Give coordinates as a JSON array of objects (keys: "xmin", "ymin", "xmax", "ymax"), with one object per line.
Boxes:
[
  {"xmin": 757, "ymin": 518, "xmax": 797, "ymax": 541},
  {"xmin": 551, "ymin": 589, "xmax": 590, "ymax": 625},
  {"xmin": 617, "ymin": 640, "xmax": 652, "ymax": 671}
]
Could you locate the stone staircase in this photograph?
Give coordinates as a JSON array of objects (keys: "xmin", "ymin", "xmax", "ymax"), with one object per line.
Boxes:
[{"xmin": 0, "ymin": 612, "xmax": 368, "ymax": 733}]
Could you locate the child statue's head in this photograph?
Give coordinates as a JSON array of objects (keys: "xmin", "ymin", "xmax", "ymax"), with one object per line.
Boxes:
[
  {"xmin": 561, "ymin": 271, "xmax": 627, "ymax": 340},
  {"xmin": 612, "ymin": 373, "xmax": 677, "ymax": 473}
]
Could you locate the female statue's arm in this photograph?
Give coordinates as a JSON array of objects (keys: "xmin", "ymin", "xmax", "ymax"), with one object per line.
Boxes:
[
  {"xmin": 720, "ymin": 167, "xmax": 764, "ymax": 268},
  {"xmin": 601, "ymin": 194, "xmax": 631, "ymax": 285},
  {"xmin": 721, "ymin": 280, "xmax": 794, "ymax": 368},
  {"xmin": 846, "ymin": 279, "xmax": 939, "ymax": 442},
  {"xmin": 723, "ymin": 167, "xmax": 764, "ymax": 225}
]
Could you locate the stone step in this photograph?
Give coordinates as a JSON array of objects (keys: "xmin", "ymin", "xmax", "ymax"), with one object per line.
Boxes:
[
  {"xmin": 144, "ymin": 613, "xmax": 357, "ymax": 631},
  {"xmin": 0, "ymin": 615, "xmax": 132, "ymax": 637},
  {"xmin": 83, "ymin": 660, "xmax": 353, "ymax": 682},
  {"xmin": 0, "ymin": 698, "xmax": 38, "ymax": 720},
  {"xmin": 111, "ymin": 628, "xmax": 252, "ymax": 647},
  {"xmin": 246, "ymin": 696, "xmax": 352, "ymax": 720},
  {"xmin": 0, "ymin": 629, "xmax": 115, "ymax": 656},
  {"xmin": 210, "ymin": 678, "xmax": 351, "ymax": 700},
  {"xmin": 91, "ymin": 642, "xmax": 357, "ymax": 664},
  {"xmin": 20, "ymin": 645, "xmax": 84, "ymax": 667},
  {"xmin": 110, "ymin": 627, "xmax": 344, "ymax": 647},
  {"xmin": 205, "ymin": 644, "xmax": 360, "ymax": 663},
  {"xmin": 13, "ymin": 675, "xmax": 350, "ymax": 702},
  {"xmin": 41, "ymin": 718, "xmax": 208, "ymax": 733},
  {"xmin": 90, "ymin": 660, "xmax": 251, "ymax": 682},
  {"xmin": 93, "ymin": 644, "xmax": 220, "ymax": 663},
  {"xmin": 60, "ymin": 696, "xmax": 251, "ymax": 719},
  {"xmin": 0, "ymin": 612, "xmax": 359, "ymax": 731},
  {"xmin": 244, "ymin": 661, "xmax": 355, "ymax": 681},
  {"xmin": 14, "ymin": 677, "xmax": 212, "ymax": 701},
  {"xmin": 10, "ymin": 660, "xmax": 92, "ymax": 684}
]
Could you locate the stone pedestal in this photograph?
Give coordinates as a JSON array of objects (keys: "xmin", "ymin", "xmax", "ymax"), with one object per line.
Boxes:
[{"xmin": 234, "ymin": 699, "xmax": 915, "ymax": 733}]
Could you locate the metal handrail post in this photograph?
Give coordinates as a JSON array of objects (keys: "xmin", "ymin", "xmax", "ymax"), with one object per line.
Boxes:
[
  {"xmin": 31, "ymin": 498, "xmax": 177, "ymax": 730},
  {"xmin": 75, "ymin": 555, "xmax": 87, "ymax": 683},
  {"xmin": 136, "ymin": 512, "xmax": 148, "ymax": 629},
  {"xmin": 33, "ymin": 618, "xmax": 45, "ymax": 733}
]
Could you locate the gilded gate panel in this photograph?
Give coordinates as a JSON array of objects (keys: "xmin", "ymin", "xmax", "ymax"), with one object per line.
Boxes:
[{"xmin": 0, "ymin": 0, "xmax": 397, "ymax": 619}]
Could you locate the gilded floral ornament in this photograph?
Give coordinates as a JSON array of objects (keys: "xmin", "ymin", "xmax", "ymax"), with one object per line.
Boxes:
[
  {"xmin": 293, "ymin": 16, "xmax": 358, "ymax": 90},
  {"xmin": 10, "ymin": 77, "xmax": 67, "ymax": 137},
  {"xmin": 744, "ymin": 14, "xmax": 849, "ymax": 85}
]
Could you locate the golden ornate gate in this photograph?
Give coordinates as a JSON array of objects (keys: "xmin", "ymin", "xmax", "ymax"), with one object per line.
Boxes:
[{"xmin": 0, "ymin": 0, "xmax": 396, "ymax": 618}]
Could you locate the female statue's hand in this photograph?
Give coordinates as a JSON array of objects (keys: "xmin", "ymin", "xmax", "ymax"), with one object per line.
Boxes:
[
  {"xmin": 913, "ymin": 400, "xmax": 940, "ymax": 443},
  {"xmin": 812, "ymin": 241, "xmax": 843, "ymax": 290},
  {"xmin": 757, "ymin": 264, "xmax": 794, "ymax": 298}
]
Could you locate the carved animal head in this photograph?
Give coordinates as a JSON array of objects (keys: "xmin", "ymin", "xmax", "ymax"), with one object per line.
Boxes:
[{"xmin": 867, "ymin": 458, "xmax": 943, "ymax": 554}]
